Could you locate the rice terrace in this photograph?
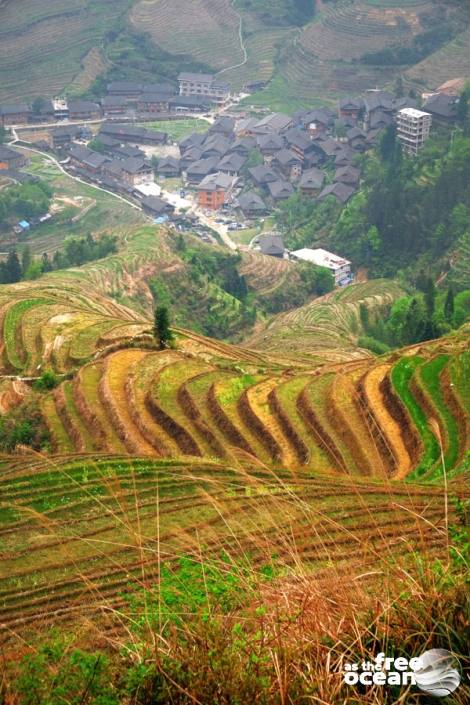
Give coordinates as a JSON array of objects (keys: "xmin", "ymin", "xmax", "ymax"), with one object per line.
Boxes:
[{"xmin": 0, "ymin": 0, "xmax": 469, "ymax": 702}]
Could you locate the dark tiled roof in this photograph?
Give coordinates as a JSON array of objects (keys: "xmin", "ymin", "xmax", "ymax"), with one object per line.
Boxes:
[
  {"xmin": 363, "ymin": 91, "xmax": 394, "ymax": 113},
  {"xmin": 339, "ymin": 97, "xmax": 364, "ymax": 111},
  {"xmin": 141, "ymin": 83, "xmax": 175, "ymax": 95},
  {"xmin": 274, "ymin": 148, "xmax": 301, "ymax": 166},
  {"xmin": 217, "ymin": 152, "xmax": 246, "ymax": 172},
  {"xmin": 102, "ymin": 96, "xmax": 127, "ymax": 108},
  {"xmin": 0, "ymin": 103, "xmax": 31, "ymax": 115},
  {"xmin": 187, "ymin": 156, "xmax": 219, "ymax": 176},
  {"xmin": 180, "ymin": 131, "xmax": 207, "ymax": 151},
  {"xmin": 334, "ymin": 165, "xmax": 361, "ymax": 184},
  {"xmin": 178, "ymin": 73, "xmax": 214, "ymax": 83},
  {"xmin": 257, "ymin": 133, "xmax": 285, "ymax": 151},
  {"xmin": 238, "ymin": 191, "xmax": 266, "ymax": 211},
  {"xmin": 69, "ymin": 145, "xmax": 108, "ymax": 169},
  {"xmin": 318, "ymin": 182, "xmax": 356, "ymax": 204},
  {"xmin": 258, "ymin": 233, "xmax": 284, "ymax": 256},
  {"xmin": 68, "ymin": 100, "xmax": 101, "ymax": 113},
  {"xmin": 248, "ymin": 165, "xmax": 279, "ymax": 184},
  {"xmin": 142, "ymin": 196, "xmax": 173, "ymax": 214},
  {"xmin": 107, "ymin": 81, "xmax": 143, "ymax": 93},
  {"xmin": 169, "ymin": 95, "xmax": 213, "ymax": 108},
  {"xmin": 157, "ymin": 156, "xmax": 180, "ymax": 171},
  {"xmin": 299, "ymin": 167, "xmax": 324, "ymax": 190},
  {"xmin": 196, "ymin": 172, "xmax": 233, "ymax": 191},
  {"xmin": 119, "ymin": 157, "xmax": 152, "ymax": 174},
  {"xmin": 268, "ymin": 179, "xmax": 294, "ymax": 200},
  {"xmin": 423, "ymin": 93, "xmax": 458, "ymax": 119},
  {"xmin": 210, "ymin": 116, "xmax": 235, "ymax": 133}
]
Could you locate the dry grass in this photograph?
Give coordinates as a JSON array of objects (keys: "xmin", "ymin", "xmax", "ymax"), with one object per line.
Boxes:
[{"xmin": 0, "ymin": 452, "xmax": 468, "ymax": 703}]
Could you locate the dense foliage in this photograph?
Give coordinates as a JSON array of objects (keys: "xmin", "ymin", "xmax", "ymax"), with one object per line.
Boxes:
[
  {"xmin": 83, "ymin": 28, "xmax": 211, "ymax": 101},
  {"xmin": 0, "ymin": 397, "xmax": 50, "ymax": 452},
  {"xmin": 359, "ymin": 277, "xmax": 470, "ymax": 352},
  {"xmin": 0, "ymin": 180, "xmax": 52, "ymax": 229},
  {"xmin": 50, "ymin": 233, "xmax": 118, "ymax": 269},
  {"xmin": 332, "ymin": 130, "xmax": 470, "ymax": 279},
  {"xmin": 360, "ymin": 26, "xmax": 454, "ymax": 66}
]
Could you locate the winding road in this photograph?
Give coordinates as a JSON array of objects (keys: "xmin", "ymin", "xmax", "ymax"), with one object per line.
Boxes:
[{"xmin": 8, "ymin": 132, "xmax": 239, "ymax": 250}]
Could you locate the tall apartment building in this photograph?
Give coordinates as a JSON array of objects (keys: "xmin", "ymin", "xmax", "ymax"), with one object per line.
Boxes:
[
  {"xmin": 396, "ymin": 108, "xmax": 432, "ymax": 155},
  {"xmin": 177, "ymin": 73, "xmax": 230, "ymax": 106}
]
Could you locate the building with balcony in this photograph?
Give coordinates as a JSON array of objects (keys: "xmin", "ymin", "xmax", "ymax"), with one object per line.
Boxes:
[{"xmin": 396, "ymin": 108, "xmax": 432, "ymax": 156}]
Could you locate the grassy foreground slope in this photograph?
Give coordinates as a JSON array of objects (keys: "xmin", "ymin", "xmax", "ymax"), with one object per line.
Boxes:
[{"xmin": 0, "ymin": 453, "xmax": 464, "ymax": 642}]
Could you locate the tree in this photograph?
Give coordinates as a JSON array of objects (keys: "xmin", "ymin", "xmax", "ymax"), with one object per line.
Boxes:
[
  {"xmin": 21, "ymin": 245, "xmax": 31, "ymax": 277},
  {"xmin": 423, "ymin": 277, "xmax": 436, "ymax": 317},
  {"xmin": 42, "ymin": 252, "xmax": 52, "ymax": 272},
  {"xmin": 5, "ymin": 250, "xmax": 22, "ymax": 283},
  {"xmin": 0, "ymin": 127, "xmax": 8, "ymax": 144},
  {"xmin": 403, "ymin": 297, "xmax": 426, "ymax": 344},
  {"xmin": 394, "ymin": 75, "xmax": 404, "ymax": 98},
  {"xmin": 154, "ymin": 306, "xmax": 173, "ymax": 350},
  {"xmin": 457, "ymin": 83, "xmax": 470, "ymax": 125},
  {"xmin": 88, "ymin": 138, "xmax": 108, "ymax": 155},
  {"xmin": 31, "ymin": 97, "xmax": 46, "ymax": 116},
  {"xmin": 444, "ymin": 286, "xmax": 455, "ymax": 322}
]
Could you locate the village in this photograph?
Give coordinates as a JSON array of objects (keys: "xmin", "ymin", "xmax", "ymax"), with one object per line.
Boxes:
[{"xmin": 0, "ymin": 72, "xmax": 463, "ymax": 285}]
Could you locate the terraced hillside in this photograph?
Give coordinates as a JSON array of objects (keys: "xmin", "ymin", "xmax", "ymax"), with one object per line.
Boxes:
[
  {"xmin": 130, "ymin": 0, "xmax": 243, "ymax": 73},
  {"xmin": 0, "ymin": 0, "xmax": 131, "ymax": 102},
  {"xmin": 3, "ymin": 0, "xmax": 470, "ymax": 106},
  {"xmin": 0, "ymin": 453, "xmax": 467, "ymax": 641},
  {"xmin": 245, "ymin": 280, "xmax": 404, "ymax": 360},
  {"xmin": 25, "ymin": 320, "xmax": 468, "ymax": 480}
]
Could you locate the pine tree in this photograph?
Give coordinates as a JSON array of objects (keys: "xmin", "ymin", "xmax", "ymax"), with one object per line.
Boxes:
[
  {"xmin": 444, "ymin": 286, "xmax": 455, "ymax": 322},
  {"xmin": 154, "ymin": 306, "xmax": 173, "ymax": 350},
  {"xmin": 423, "ymin": 277, "xmax": 436, "ymax": 317},
  {"xmin": 21, "ymin": 246, "xmax": 31, "ymax": 276},
  {"xmin": 5, "ymin": 250, "xmax": 22, "ymax": 283},
  {"xmin": 41, "ymin": 252, "xmax": 52, "ymax": 272}
]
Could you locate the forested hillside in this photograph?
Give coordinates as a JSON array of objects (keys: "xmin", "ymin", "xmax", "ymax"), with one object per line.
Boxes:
[{"xmin": 279, "ymin": 130, "xmax": 470, "ymax": 286}]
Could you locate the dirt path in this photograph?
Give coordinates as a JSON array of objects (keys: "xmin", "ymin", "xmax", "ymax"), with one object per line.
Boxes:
[{"xmin": 216, "ymin": 0, "xmax": 248, "ymax": 78}]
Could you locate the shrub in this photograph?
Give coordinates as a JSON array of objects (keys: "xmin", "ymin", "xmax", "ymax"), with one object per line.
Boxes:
[{"xmin": 357, "ymin": 336, "xmax": 390, "ymax": 355}]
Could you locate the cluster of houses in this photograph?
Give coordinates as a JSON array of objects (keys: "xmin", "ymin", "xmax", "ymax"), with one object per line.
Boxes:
[
  {"xmin": 156, "ymin": 104, "xmax": 370, "ymax": 215},
  {"xmin": 0, "ymin": 73, "xmax": 232, "ymax": 129},
  {"xmin": 39, "ymin": 83, "xmax": 458, "ymax": 223}
]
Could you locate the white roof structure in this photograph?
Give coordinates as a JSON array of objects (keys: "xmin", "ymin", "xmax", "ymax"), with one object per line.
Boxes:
[
  {"xmin": 398, "ymin": 107, "xmax": 431, "ymax": 119},
  {"xmin": 134, "ymin": 182, "xmax": 162, "ymax": 197},
  {"xmin": 292, "ymin": 248, "xmax": 350, "ymax": 271}
]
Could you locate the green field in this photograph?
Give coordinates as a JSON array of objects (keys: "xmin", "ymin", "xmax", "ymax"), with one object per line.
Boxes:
[
  {"xmin": 140, "ymin": 118, "xmax": 209, "ymax": 142},
  {"xmin": 19, "ymin": 154, "xmax": 144, "ymax": 255}
]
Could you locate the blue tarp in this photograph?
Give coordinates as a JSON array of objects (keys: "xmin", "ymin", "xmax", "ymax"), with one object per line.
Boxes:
[{"xmin": 18, "ymin": 220, "xmax": 30, "ymax": 229}]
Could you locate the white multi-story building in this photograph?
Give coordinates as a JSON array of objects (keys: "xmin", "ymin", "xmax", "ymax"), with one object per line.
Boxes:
[
  {"xmin": 291, "ymin": 248, "xmax": 352, "ymax": 287},
  {"xmin": 396, "ymin": 108, "xmax": 432, "ymax": 155},
  {"xmin": 177, "ymin": 73, "xmax": 230, "ymax": 105}
]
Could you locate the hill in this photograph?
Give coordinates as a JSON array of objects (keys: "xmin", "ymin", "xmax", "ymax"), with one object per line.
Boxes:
[
  {"xmin": 2, "ymin": 1, "xmax": 470, "ymax": 108},
  {"xmin": 0, "ymin": 257, "xmax": 467, "ymax": 480}
]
